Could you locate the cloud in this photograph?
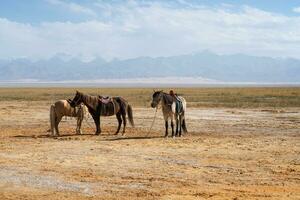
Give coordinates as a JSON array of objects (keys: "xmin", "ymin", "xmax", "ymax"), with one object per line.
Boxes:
[
  {"xmin": 46, "ymin": 0, "xmax": 97, "ymax": 17},
  {"xmin": 293, "ymin": 7, "xmax": 300, "ymax": 13},
  {"xmin": 1, "ymin": 1, "xmax": 300, "ymax": 60}
]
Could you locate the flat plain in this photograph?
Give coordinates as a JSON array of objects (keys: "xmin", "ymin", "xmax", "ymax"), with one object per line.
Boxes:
[{"xmin": 0, "ymin": 87, "xmax": 299, "ymax": 200}]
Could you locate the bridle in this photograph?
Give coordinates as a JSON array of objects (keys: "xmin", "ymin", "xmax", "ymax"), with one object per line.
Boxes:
[
  {"xmin": 152, "ymin": 92, "xmax": 163, "ymax": 108},
  {"xmin": 72, "ymin": 94, "xmax": 82, "ymax": 107}
]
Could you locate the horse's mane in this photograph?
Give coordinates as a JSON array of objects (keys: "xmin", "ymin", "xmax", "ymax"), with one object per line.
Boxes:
[
  {"xmin": 162, "ymin": 92, "xmax": 174, "ymax": 105},
  {"xmin": 78, "ymin": 92, "xmax": 100, "ymax": 111}
]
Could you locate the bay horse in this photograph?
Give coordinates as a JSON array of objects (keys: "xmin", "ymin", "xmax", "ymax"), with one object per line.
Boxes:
[
  {"xmin": 150, "ymin": 90, "xmax": 187, "ymax": 137},
  {"xmin": 50, "ymin": 99, "xmax": 86, "ymax": 136},
  {"xmin": 70, "ymin": 91, "xmax": 134, "ymax": 135}
]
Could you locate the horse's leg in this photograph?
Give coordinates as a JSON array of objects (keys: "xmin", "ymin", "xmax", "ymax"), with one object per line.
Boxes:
[
  {"xmin": 55, "ymin": 115, "xmax": 62, "ymax": 136},
  {"xmin": 92, "ymin": 114, "xmax": 101, "ymax": 135},
  {"xmin": 51, "ymin": 115, "xmax": 56, "ymax": 136},
  {"xmin": 179, "ymin": 115, "xmax": 182, "ymax": 137},
  {"xmin": 50, "ymin": 105, "xmax": 56, "ymax": 136},
  {"xmin": 76, "ymin": 117, "xmax": 83, "ymax": 135},
  {"xmin": 115, "ymin": 112, "xmax": 122, "ymax": 135},
  {"xmin": 171, "ymin": 117, "xmax": 175, "ymax": 138},
  {"xmin": 121, "ymin": 112, "xmax": 127, "ymax": 136},
  {"xmin": 175, "ymin": 114, "xmax": 179, "ymax": 137},
  {"xmin": 163, "ymin": 112, "xmax": 168, "ymax": 138},
  {"xmin": 164, "ymin": 120, "xmax": 168, "ymax": 138}
]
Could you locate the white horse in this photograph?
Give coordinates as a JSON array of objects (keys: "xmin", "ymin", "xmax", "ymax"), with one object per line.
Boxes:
[
  {"xmin": 150, "ymin": 91, "xmax": 187, "ymax": 137},
  {"xmin": 50, "ymin": 99, "xmax": 87, "ymax": 136}
]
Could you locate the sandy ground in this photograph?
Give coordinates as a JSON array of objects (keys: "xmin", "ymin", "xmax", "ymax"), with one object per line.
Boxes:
[{"xmin": 0, "ymin": 101, "xmax": 299, "ymax": 199}]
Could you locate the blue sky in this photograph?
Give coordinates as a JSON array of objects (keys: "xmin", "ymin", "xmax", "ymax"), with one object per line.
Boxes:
[
  {"xmin": 1, "ymin": 0, "xmax": 300, "ymax": 23},
  {"xmin": 1, "ymin": 0, "xmax": 300, "ymax": 60}
]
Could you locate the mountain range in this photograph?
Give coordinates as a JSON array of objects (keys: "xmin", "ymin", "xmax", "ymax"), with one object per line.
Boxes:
[{"xmin": 0, "ymin": 51, "xmax": 299, "ymax": 82}]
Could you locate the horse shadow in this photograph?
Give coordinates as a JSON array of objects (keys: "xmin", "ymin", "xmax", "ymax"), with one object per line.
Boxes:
[
  {"xmin": 13, "ymin": 134, "xmax": 163, "ymax": 141},
  {"xmin": 103, "ymin": 135, "xmax": 163, "ymax": 141},
  {"xmin": 13, "ymin": 133, "xmax": 97, "ymax": 139}
]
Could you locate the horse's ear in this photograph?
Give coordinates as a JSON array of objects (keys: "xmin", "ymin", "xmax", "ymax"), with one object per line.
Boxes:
[
  {"xmin": 76, "ymin": 90, "xmax": 79, "ymax": 94},
  {"xmin": 153, "ymin": 89, "xmax": 156, "ymax": 93}
]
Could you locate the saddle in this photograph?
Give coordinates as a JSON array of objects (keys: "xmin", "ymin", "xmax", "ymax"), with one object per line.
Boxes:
[
  {"xmin": 98, "ymin": 96, "xmax": 112, "ymax": 104},
  {"xmin": 164, "ymin": 94, "xmax": 183, "ymax": 114}
]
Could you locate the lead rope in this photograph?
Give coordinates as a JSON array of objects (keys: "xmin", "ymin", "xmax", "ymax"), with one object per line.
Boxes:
[
  {"xmin": 82, "ymin": 103, "xmax": 160, "ymax": 134},
  {"xmin": 146, "ymin": 106, "xmax": 158, "ymax": 136}
]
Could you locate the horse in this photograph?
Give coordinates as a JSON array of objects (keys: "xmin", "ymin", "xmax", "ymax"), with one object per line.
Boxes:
[
  {"xmin": 49, "ymin": 99, "xmax": 86, "ymax": 136},
  {"xmin": 150, "ymin": 90, "xmax": 187, "ymax": 138},
  {"xmin": 70, "ymin": 91, "xmax": 134, "ymax": 135}
]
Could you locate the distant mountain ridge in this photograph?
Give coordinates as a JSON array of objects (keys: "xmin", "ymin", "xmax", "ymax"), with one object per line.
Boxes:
[{"xmin": 0, "ymin": 51, "xmax": 299, "ymax": 82}]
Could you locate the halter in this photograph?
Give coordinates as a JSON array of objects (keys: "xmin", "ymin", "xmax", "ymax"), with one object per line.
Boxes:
[{"xmin": 152, "ymin": 92, "xmax": 163, "ymax": 108}]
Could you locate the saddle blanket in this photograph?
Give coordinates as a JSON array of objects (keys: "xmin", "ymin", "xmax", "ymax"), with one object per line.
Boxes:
[
  {"xmin": 175, "ymin": 99, "xmax": 183, "ymax": 114},
  {"xmin": 99, "ymin": 97, "xmax": 115, "ymax": 116}
]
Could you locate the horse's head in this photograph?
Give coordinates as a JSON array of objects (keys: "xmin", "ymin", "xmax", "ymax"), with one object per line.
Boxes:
[
  {"xmin": 70, "ymin": 91, "xmax": 83, "ymax": 107},
  {"xmin": 151, "ymin": 90, "xmax": 163, "ymax": 108}
]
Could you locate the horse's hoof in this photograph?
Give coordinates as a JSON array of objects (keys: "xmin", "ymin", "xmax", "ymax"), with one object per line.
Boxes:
[{"xmin": 114, "ymin": 132, "xmax": 118, "ymax": 135}]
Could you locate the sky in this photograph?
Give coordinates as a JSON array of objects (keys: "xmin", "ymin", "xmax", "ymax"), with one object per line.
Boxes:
[{"xmin": 1, "ymin": 0, "xmax": 300, "ymax": 60}]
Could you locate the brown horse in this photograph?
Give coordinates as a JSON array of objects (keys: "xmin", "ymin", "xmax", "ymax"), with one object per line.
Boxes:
[
  {"xmin": 70, "ymin": 91, "xmax": 134, "ymax": 135},
  {"xmin": 50, "ymin": 99, "xmax": 86, "ymax": 136}
]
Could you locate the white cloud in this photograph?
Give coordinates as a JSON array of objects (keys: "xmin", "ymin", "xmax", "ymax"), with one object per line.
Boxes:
[
  {"xmin": 1, "ymin": 2, "xmax": 300, "ymax": 60},
  {"xmin": 46, "ymin": 0, "xmax": 97, "ymax": 17},
  {"xmin": 293, "ymin": 7, "xmax": 300, "ymax": 13}
]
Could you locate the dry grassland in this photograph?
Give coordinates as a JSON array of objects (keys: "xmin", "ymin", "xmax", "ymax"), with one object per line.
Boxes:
[{"xmin": 0, "ymin": 87, "xmax": 299, "ymax": 200}]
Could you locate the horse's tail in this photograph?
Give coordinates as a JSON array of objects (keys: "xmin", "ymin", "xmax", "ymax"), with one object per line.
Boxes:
[
  {"xmin": 50, "ymin": 104, "xmax": 56, "ymax": 135},
  {"xmin": 182, "ymin": 118, "xmax": 188, "ymax": 133},
  {"xmin": 127, "ymin": 104, "xmax": 135, "ymax": 127}
]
